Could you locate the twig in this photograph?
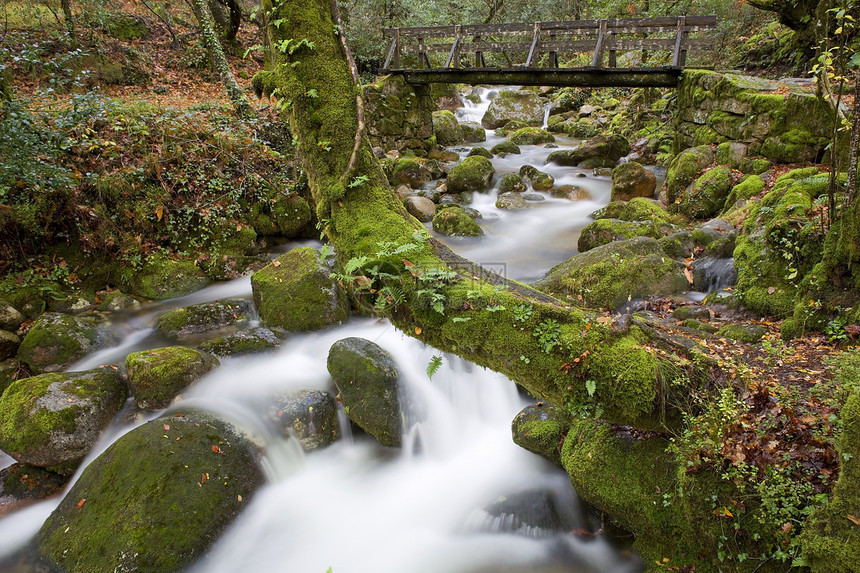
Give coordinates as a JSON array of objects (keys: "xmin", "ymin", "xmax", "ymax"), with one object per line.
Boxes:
[{"xmin": 331, "ymin": 0, "xmax": 365, "ymax": 186}]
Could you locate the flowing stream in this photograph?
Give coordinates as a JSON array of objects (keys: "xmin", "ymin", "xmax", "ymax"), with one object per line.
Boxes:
[{"xmin": 0, "ymin": 88, "xmax": 645, "ymax": 572}]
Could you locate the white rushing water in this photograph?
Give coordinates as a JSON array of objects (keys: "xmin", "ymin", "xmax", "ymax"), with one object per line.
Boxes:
[{"xmin": 0, "ymin": 87, "xmax": 644, "ymax": 572}]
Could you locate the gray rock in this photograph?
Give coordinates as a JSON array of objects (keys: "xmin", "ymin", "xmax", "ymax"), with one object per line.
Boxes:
[
  {"xmin": 267, "ymin": 387, "xmax": 340, "ymax": 451},
  {"xmin": 0, "ymin": 299, "xmax": 24, "ymax": 331},
  {"xmin": 17, "ymin": 313, "xmax": 117, "ymax": 374},
  {"xmin": 154, "ymin": 299, "xmax": 252, "ymax": 338},
  {"xmin": 198, "ymin": 327, "xmax": 281, "ymax": 357},
  {"xmin": 496, "ymin": 192, "xmax": 529, "ymax": 210},
  {"xmin": 0, "ymin": 330, "xmax": 20, "ymax": 361},
  {"xmin": 403, "ymin": 195, "xmax": 437, "ymax": 222}
]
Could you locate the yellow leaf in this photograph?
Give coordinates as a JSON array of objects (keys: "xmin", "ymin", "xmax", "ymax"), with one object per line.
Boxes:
[
  {"xmin": 683, "ymin": 268, "xmax": 694, "ymax": 284},
  {"xmin": 156, "ymin": 204, "xmax": 164, "ymax": 221},
  {"xmin": 415, "ymin": 327, "xmax": 422, "ymax": 335},
  {"xmin": 272, "ymin": 260, "xmax": 281, "ymax": 267},
  {"xmin": 848, "ymin": 514, "xmax": 860, "ymax": 526}
]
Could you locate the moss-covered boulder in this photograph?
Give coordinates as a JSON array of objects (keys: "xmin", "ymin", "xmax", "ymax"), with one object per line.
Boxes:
[
  {"xmin": 533, "ymin": 237, "xmax": 689, "ymax": 310},
  {"xmin": 800, "ymin": 387, "xmax": 860, "ymax": 572},
  {"xmin": 198, "ymin": 327, "xmax": 281, "ymax": 357},
  {"xmin": 674, "ymin": 166, "xmax": 735, "ymax": 220},
  {"xmin": 467, "ymin": 146, "xmax": 493, "ymax": 159},
  {"xmin": 251, "ymin": 247, "xmax": 348, "ymax": 331},
  {"xmin": 266, "ymin": 387, "xmax": 340, "ymax": 451},
  {"xmin": 154, "ymin": 299, "xmax": 252, "ymax": 338},
  {"xmin": 101, "ymin": 13, "xmax": 150, "ymax": 40},
  {"xmin": 519, "ymin": 165, "xmax": 554, "ymax": 191},
  {"xmin": 432, "ymin": 110, "xmax": 465, "ymax": 146},
  {"xmin": 460, "ymin": 121, "xmax": 486, "ymax": 143},
  {"xmin": 432, "ymin": 206, "xmax": 484, "ymax": 237},
  {"xmin": 550, "ymin": 185, "xmax": 591, "ymax": 201},
  {"xmin": 0, "ymin": 368, "xmax": 126, "ymax": 474},
  {"xmin": 481, "ymin": 89, "xmax": 545, "ymax": 129},
  {"xmin": 577, "ymin": 219, "xmax": 666, "ymax": 252},
  {"xmin": 664, "ymin": 146, "xmax": 715, "ymax": 204},
  {"xmin": 403, "ymin": 195, "xmax": 436, "ymax": 222},
  {"xmin": 389, "ymin": 157, "xmax": 432, "ymax": 189},
  {"xmin": 490, "ymin": 140, "xmax": 521, "ymax": 156},
  {"xmin": 249, "ymin": 191, "xmax": 313, "ymax": 238},
  {"xmin": 35, "ymin": 410, "xmax": 265, "ymax": 573},
  {"xmin": 673, "ymin": 305, "xmax": 711, "ymax": 321},
  {"xmin": 512, "ymin": 402, "xmax": 571, "ymax": 467},
  {"xmin": 734, "ymin": 168, "xmax": 826, "ymax": 317},
  {"xmin": 17, "ymin": 313, "xmax": 117, "ymax": 374},
  {"xmin": 717, "ymin": 323, "xmax": 767, "ymax": 343},
  {"xmin": 131, "ymin": 255, "xmax": 211, "ymax": 301},
  {"xmin": 0, "ymin": 329, "xmax": 20, "ymax": 361},
  {"xmin": 126, "ymin": 346, "xmax": 219, "ymax": 410},
  {"xmin": 611, "ymin": 161, "xmax": 657, "ymax": 202},
  {"xmin": 495, "ymin": 119, "xmax": 532, "ymax": 137},
  {"xmin": 591, "ymin": 197, "xmax": 677, "ymax": 224},
  {"xmin": 508, "ymin": 127, "xmax": 555, "ymax": 146},
  {"xmin": 0, "ymin": 298, "xmax": 24, "ymax": 331},
  {"xmin": 498, "ymin": 173, "xmax": 527, "ymax": 194},
  {"xmin": 496, "ymin": 191, "xmax": 529, "ymax": 210},
  {"xmin": 725, "ymin": 174, "xmax": 766, "ymax": 208},
  {"xmin": 327, "ymin": 337, "xmax": 402, "ymax": 447},
  {"xmin": 546, "ymin": 134, "xmax": 630, "ymax": 168},
  {"xmin": 446, "ymin": 155, "xmax": 495, "ymax": 194}
]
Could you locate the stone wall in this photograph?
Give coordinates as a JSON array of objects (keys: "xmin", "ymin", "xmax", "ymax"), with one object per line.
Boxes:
[
  {"xmin": 362, "ymin": 75, "xmax": 435, "ymax": 153},
  {"xmin": 675, "ymin": 70, "xmax": 836, "ymax": 163}
]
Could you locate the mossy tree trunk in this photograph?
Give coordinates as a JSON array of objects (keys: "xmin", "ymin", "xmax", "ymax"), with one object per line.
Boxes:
[
  {"xmin": 60, "ymin": 0, "xmax": 75, "ymax": 40},
  {"xmin": 190, "ymin": 0, "xmax": 252, "ymax": 117},
  {"xmin": 257, "ymin": 0, "xmax": 700, "ymax": 430}
]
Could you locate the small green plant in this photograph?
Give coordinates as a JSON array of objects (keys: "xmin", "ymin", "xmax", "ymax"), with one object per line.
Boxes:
[
  {"xmin": 533, "ymin": 319, "xmax": 561, "ymax": 354},
  {"xmin": 512, "ymin": 304, "xmax": 533, "ymax": 323},
  {"xmin": 348, "ymin": 175, "xmax": 370, "ymax": 188},
  {"xmin": 426, "ymin": 355, "xmax": 442, "ymax": 379}
]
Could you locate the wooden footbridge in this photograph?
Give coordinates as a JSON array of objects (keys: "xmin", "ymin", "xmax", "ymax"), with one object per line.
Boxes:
[{"xmin": 382, "ymin": 16, "xmax": 716, "ymax": 88}]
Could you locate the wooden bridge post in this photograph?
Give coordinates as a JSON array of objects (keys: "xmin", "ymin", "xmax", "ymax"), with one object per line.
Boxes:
[
  {"xmin": 608, "ymin": 26, "xmax": 617, "ymax": 68},
  {"xmin": 549, "ymin": 30, "xmax": 558, "ymax": 68},
  {"xmin": 446, "ymin": 24, "xmax": 462, "ymax": 68},
  {"xmin": 393, "ymin": 28, "xmax": 400, "ymax": 69},
  {"xmin": 475, "ymin": 36, "xmax": 485, "ymax": 67},
  {"xmin": 592, "ymin": 19, "xmax": 608, "ymax": 68},
  {"xmin": 418, "ymin": 36, "xmax": 430, "ymax": 68},
  {"xmin": 672, "ymin": 16, "xmax": 688, "ymax": 67},
  {"xmin": 526, "ymin": 22, "xmax": 542, "ymax": 67}
]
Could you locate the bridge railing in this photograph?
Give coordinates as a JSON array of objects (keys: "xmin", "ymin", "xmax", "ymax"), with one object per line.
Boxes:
[{"xmin": 382, "ymin": 16, "xmax": 716, "ymax": 72}]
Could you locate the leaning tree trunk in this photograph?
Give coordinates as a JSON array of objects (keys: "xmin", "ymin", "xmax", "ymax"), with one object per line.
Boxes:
[
  {"xmin": 257, "ymin": 0, "xmax": 699, "ymax": 430},
  {"xmin": 190, "ymin": 0, "xmax": 252, "ymax": 117}
]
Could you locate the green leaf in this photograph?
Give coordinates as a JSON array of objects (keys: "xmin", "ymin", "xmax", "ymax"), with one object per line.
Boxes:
[
  {"xmin": 427, "ymin": 355, "xmax": 443, "ymax": 379},
  {"xmin": 585, "ymin": 379, "xmax": 597, "ymax": 397},
  {"xmin": 452, "ymin": 317, "xmax": 471, "ymax": 322},
  {"xmin": 850, "ymin": 52, "xmax": 860, "ymax": 69}
]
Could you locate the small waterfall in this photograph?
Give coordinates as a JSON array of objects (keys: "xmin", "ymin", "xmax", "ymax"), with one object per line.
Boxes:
[{"xmin": 542, "ymin": 102, "xmax": 553, "ymax": 129}]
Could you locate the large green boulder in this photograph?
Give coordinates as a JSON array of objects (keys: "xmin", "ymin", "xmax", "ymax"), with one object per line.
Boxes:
[
  {"xmin": 533, "ymin": 236, "xmax": 689, "ymax": 310},
  {"xmin": 460, "ymin": 121, "xmax": 486, "ymax": 143},
  {"xmin": 0, "ymin": 368, "xmax": 126, "ymax": 474},
  {"xmin": 17, "ymin": 313, "xmax": 117, "ymax": 374},
  {"xmin": 674, "ymin": 166, "xmax": 735, "ymax": 220},
  {"xmin": 591, "ymin": 197, "xmax": 677, "ymax": 224},
  {"xmin": 35, "ymin": 410, "xmax": 265, "ymax": 573},
  {"xmin": 546, "ymin": 134, "xmax": 630, "ymax": 168},
  {"xmin": 611, "ymin": 161, "xmax": 656, "ymax": 202},
  {"xmin": 388, "ymin": 157, "xmax": 432, "ymax": 189},
  {"xmin": 327, "ymin": 337, "xmax": 402, "ymax": 447},
  {"xmin": 131, "ymin": 254, "xmax": 211, "ymax": 300},
  {"xmin": 498, "ymin": 173, "xmax": 527, "ymax": 194},
  {"xmin": 481, "ymin": 89, "xmax": 545, "ymax": 129},
  {"xmin": 432, "ymin": 206, "xmax": 484, "ymax": 237},
  {"xmin": 577, "ymin": 219, "xmax": 669, "ymax": 252},
  {"xmin": 432, "ymin": 110, "xmax": 465, "ymax": 146},
  {"xmin": 664, "ymin": 146, "xmax": 716, "ymax": 204},
  {"xmin": 446, "ymin": 155, "xmax": 495, "ymax": 194},
  {"xmin": 508, "ymin": 127, "xmax": 555, "ymax": 146},
  {"xmin": 519, "ymin": 165, "xmax": 554, "ymax": 191},
  {"xmin": 251, "ymin": 247, "xmax": 348, "ymax": 331},
  {"xmin": 126, "ymin": 346, "xmax": 220, "ymax": 410},
  {"xmin": 154, "ymin": 299, "xmax": 252, "ymax": 338}
]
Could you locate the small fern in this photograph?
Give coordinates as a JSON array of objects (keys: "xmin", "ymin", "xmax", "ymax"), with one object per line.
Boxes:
[{"xmin": 426, "ymin": 355, "xmax": 443, "ymax": 379}]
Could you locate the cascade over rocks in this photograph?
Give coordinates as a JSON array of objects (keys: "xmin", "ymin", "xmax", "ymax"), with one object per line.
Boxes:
[
  {"xmin": 0, "ymin": 368, "xmax": 126, "ymax": 474},
  {"xmin": 327, "ymin": 337, "xmax": 402, "ymax": 447},
  {"xmin": 35, "ymin": 410, "xmax": 266, "ymax": 572}
]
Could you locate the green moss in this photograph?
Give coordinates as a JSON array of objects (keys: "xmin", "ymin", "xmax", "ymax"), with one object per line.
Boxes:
[
  {"xmin": 154, "ymin": 300, "xmax": 251, "ymax": 338},
  {"xmin": 508, "ymin": 127, "xmax": 555, "ymax": 146},
  {"xmin": 131, "ymin": 254, "xmax": 211, "ymax": 300},
  {"xmin": 725, "ymin": 175, "xmax": 765, "ymax": 208},
  {"xmin": 512, "ymin": 402, "xmax": 571, "ymax": 466},
  {"xmin": 432, "ymin": 206, "xmax": 484, "ymax": 237},
  {"xmin": 17, "ymin": 313, "xmax": 113, "ymax": 374},
  {"xmin": 577, "ymin": 218, "xmax": 663, "ymax": 252},
  {"xmin": 467, "ymin": 146, "xmax": 493, "ymax": 159},
  {"xmin": 490, "ymin": 140, "xmax": 521, "ymax": 156},
  {"xmin": 519, "ymin": 165, "xmax": 554, "ymax": 191},
  {"xmin": 432, "ymin": 110, "xmax": 464, "ymax": 146},
  {"xmin": 675, "ymin": 166, "xmax": 734, "ymax": 220},
  {"xmin": 446, "ymin": 155, "xmax": 495, "ymax": 193},
  {"xmin": 717, "ymin": 323, "xmax": 767, "ymax": 343},
  {"xmin": 125, "ymin": 346, "xmax": 219, "ymax": 410},
  {"xmin": 592, "ymin": 197, "xmax": 677, "ymax": 224},
  {"xmin": 498, "ymin": 173, "xmax": 527, "ymax": 194},
  {"xmin": 665, "ymin": 146, "xmax": 716, "ymax": 204},
  {"xmin": 36, "ymin": 411, "xmax": 264, "ymax": 573}
]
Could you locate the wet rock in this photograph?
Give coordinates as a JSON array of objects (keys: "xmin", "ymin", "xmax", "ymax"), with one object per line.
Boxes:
[
  {"xmin": 432, "ymin": 110, "xmax": 465, "ymax": 146},
  {"xmin": 0, "ymin": 368, "xmax": 127, "ymax": 474},
  {"xmin": 546, "ymin": 134, "xmax": 630, "ymax": 168},
  {"xmin": 17, "ymin": 313, "xmax": 117, "ymax": 374},
  {"xmin": 672, "ymin": 305, "xmax": 711, "ymax": 321},
  {"xmin": 496, "ymin": 192, "xmax": 529, "ymax": 210},
  {"xmin": 437, "ymin": 204, "xmax": 481, "ymax": 219},
  {"xmin": 718, "ymin": 323, "xmax": 767, "ymax": 343},
  {"xmin": 461, "ymin": 121, "xmax": 486, "ymax": 143},
  {"xmin": 0, "ymin": 463, "xmax": 68, "ymax": 507},
  {"xmin": 0, "ymin": 299, "xmax": 24, "ymax": 331},
  {"xmin": 550, "ymin": 185, "xmax": 591, "ymax": 201},
  {"xmin": 427, "ymin": 149, "xmax": 460, "ymax": 162},
  {"xmin": 659, "ymin": 231, "xmax": 697, "ymax": 259},
  {"xmin": 35, "ymin": 410, "xmax": 265, "ymax": 573},
  {"xmin": 519, "ymin": 165, "xmax": 554, "ymax": 191},
  {"xmin": 95, "ymin": 291, "xmax": 140, "ymax": 312},
  {"xmin": 0, "ymin": 330, "xmax": 20, "ymax": 361},
  {"xmin": 611, "ymin": 161, "xmax": 656, "ymax": 202},
  {"xmin": 683, "ymin": 319, "xmax": 718, "ymax": 334},
  {"xmin": 508, "ymin": 127, "xmax": 555, "ymax": 146},
  {"xmin": 327, "ymin": 337, "xmax": 402, "ymax": 447},
  {"xmin": 533, "ymin": 237, "xmax": 689, "ymax": 310},
  {"xmin": 198, "ymin": 327, "xmax": 281, "ymax": 357},
  {"xmin": 389, "ymin": 157, "xmax": 432, "ymax": 189},
  {"xmin": 522, "ymin": 193, "xmax": 545, "ymax": 202},
  {"xmin": 498, "ymin": 173, "xmax": 527, "ymax": 194},
  {"xmin": 467, "ymin": 146, "xmax": 493, "ymax": 159},
  {"xmin": 126, "ymin": 346, "xmax": 219, "ymax": 410},
  {"xmin": 446, "ymin": 155, "xmax": 495, "ymax": 194},
  {"xmin": 481, "ymin": 89, "xmax": 544, "ymax": 129},
  {"xmin": 403, "ymin": 195, "xmax": 437, "ymax": 222},
  {"xmin": 0, "ymin": 358, "xmax": 21, "ymax": 396},
  {"xmin": 675, "ymin": 166, "xmax": 735, "ymax": 220},
  {"xmin": 495, "ymin": 119, "xmax": 531, "ymax": 137},
  {"xmin": 664, "ymin": 146, "xmax": 715, "ymax": 203},
  {"xmin": 512, "ymin": 402, "xmax": 571, "ymax": 467},
  {"xmin": 692, "ymin": 258, "xmax": 737, "ymax": 293},
  {"xmin": 591, "ymin": 198, "xmax": 675, "ymax": 224},
  {"xmin": 267, "ymin": 387, "xmax": 340, "ymax": 451},
  {"xmin": 577, "ymin": 219, "xmax": 663, "ymax": 252},
  {"xmin": 251, "ymin": 247, "xmax": 348, "ymax": 331},
  {"xmin": 432, "ymin": 206, "xmax": 484, "ymax": 237},
  {"xmin": 491, "ymin": 140, "xmax": 521, "ymax": 156},
  {"xmin": 154, "ymin": 299, "xmax": 252, "ymax": 338}
]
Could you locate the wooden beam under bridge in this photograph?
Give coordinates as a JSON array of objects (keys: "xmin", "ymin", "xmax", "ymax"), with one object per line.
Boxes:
[{"xmin": 392, "ymin": 66, "xmax": 684, "ymax": 88}]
